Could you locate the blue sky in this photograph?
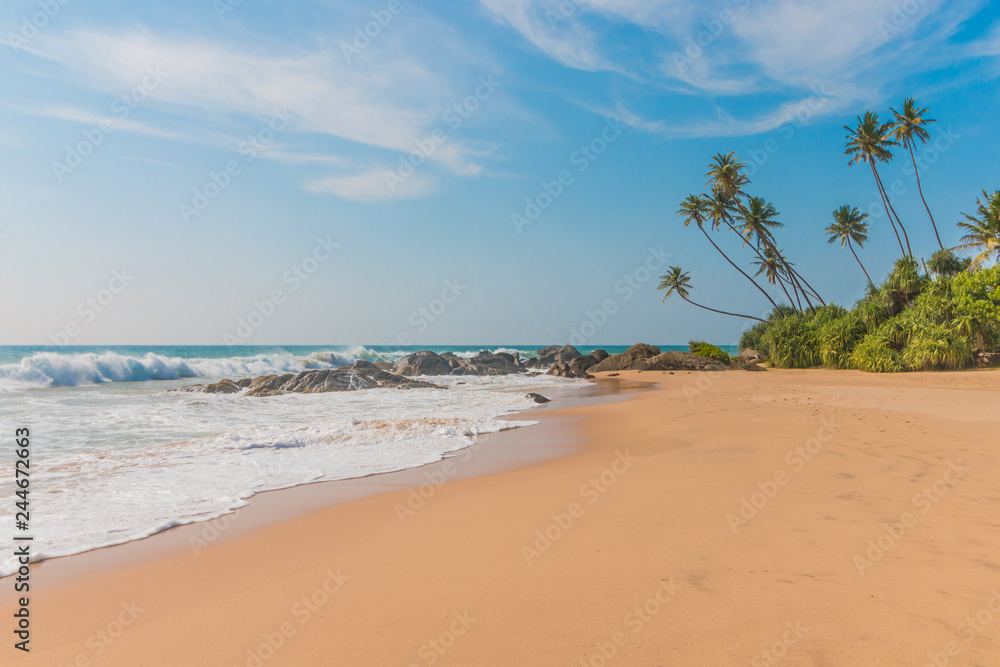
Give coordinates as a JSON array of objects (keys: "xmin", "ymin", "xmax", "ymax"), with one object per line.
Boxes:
[{"xmin": 1, "ymin": 0, "xmax": 999, "ymax": 346}]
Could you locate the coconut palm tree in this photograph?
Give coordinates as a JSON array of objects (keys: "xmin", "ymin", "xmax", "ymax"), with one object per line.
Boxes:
[
  {"xmin": 827, "ymin": 205, "xmax": 874, "ymax": 287},
  {"xmin": 956, "ymin": 190, "xmax": 1000, "ymax": 268},
  {"xmin": 751, "ymin": 246, "xmax": 800, "ymax": 311},
  {"xmin": 658, "ymin": 266, "xmax": 765, "ymax": 322},
  {"xmin": 890, "ymin": 98, "xmax": 943, "ymax": 249},
  {"xmin": 844, "ymin": 112, "xmax": 912, "ymax": 257},
  {"xmin": 705, "ymin": 153, "xmax": 825, "ymax": 307},
  {"xmin": 678, "ymin": 193, "xmax": 779, "ymax": 310}
]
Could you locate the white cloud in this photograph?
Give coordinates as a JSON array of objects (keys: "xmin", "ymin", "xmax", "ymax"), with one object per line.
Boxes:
[
  {"xmin": 21, "ymin": 26, "xmax": 503, "ymax": 200},
  {"xmin": 480, "ymin": 0, "xmax": 989, "ymax": 137},
  {"xmin": 305, "ymin": 168, "xmax": 437, "ymax": 201}
]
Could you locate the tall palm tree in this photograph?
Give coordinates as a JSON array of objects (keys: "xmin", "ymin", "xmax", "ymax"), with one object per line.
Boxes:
[
  {"xmin": 827, "ymin": 205, "xmax": 874, "ymax": 287},
  {"xmin": 751, "ymin": 246, "xmax": 800, "ymax": 311},
  {"xmin": 658, "ymin": 266, "xmax": 765, "ymax": 322},
  {"xmin": 678, "ymin": 194, "xmax": 779, "ymax": 310},
  {"xmin": 705, "ymin": 153, "xmax": 825, "ymax": 307},
  {"xmin": 844, "ymin": 112, "xmax": 912, "ymax": 257},
  {"xmin": 890, "ymin": 98, "xmax": 943, "ymax": 249},
  {"xmin": 956, "ymin": 190, "xmax": 1000, "ymax": 268}
]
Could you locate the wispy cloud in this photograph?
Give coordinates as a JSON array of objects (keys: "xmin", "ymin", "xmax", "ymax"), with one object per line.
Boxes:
[{"xmin": 305, "ymin": 168, "xmax": 436, "ymax": 201}]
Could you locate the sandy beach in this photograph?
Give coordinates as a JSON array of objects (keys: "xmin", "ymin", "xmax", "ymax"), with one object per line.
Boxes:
[{"xmin": 6, "ymin": 368, "xmax": 1000, "ymax": 665}]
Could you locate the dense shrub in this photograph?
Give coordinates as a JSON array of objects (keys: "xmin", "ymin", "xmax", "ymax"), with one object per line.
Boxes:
[
  {"xmin": 760, "ymin": 314, "xmax": 822, "ymax": 368},
  {"xmin": 851, "ymin": 328, "xmax": 905, "ymax": 373},
  {"xmin": 757, "ymin": 260, "xmax": 996, "ymax": 373},
  {"xmin": 688, "ymin": 341, "xmax": 731, "ymax": 364}
]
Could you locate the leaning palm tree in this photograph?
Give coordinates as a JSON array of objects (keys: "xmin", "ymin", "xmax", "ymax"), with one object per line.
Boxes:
[
  {"xmin": 956, "ymin": 190, "xmax": 1000, "ymax": 268},
  {"xmin": 827, "ymin": 205, "xmax": 875, "ymax": 287},
  {"xmin": 752, "ymin": 246, "xmax": 800, "ymax": 312},
  {"xmin": 658, "ymin": 266, "xmax": 765, "ymax": 322},
  {"xmin": 705, "ymin": 153, "xmax": 825, "ymax": 307},
  {"xmin": 845, "ymin": 112, "xmax": 912, "ymax": 257},
  {"xmin": 890, "ymin": 98, "xmax": 943, "ymax": 249},
  {"xmin": 678, "ymin": 193, "xmax": 779, "ymax": 310}
]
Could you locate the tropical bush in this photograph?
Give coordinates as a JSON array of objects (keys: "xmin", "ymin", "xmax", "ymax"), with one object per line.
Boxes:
[{"xmin": 688, "ymin": 341, "xmax": 731, "ymax": 364}]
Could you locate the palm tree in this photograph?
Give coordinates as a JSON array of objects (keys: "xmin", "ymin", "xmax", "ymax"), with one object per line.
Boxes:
[
  {"xmin": 827, "ymin": 205, "xmax": 874, "ymax": 287},
  {"xmin": 751, "ymin": 246, "xmax": 799, "ymax": 310},
  {"xmin": 956, "ymin": 190, "xmax": 1000, "ymax": 268},
  {"xmin": 845, "ymin": 112, "xmax": 912, "ymax": 257},
  {"xmin": 705, "ymin": 153, "xmax": 825, "ymax": 307},
  {"xmin": 890, "ymin": 98, "xmax": 943, "ymax": 249},
  {"xmin": 658, "ymin": 266, "xmax": 765, "ymax": 322},
  {"xmin": 678, "ymin": 194, "xmax": 779, "ymax": 310}
]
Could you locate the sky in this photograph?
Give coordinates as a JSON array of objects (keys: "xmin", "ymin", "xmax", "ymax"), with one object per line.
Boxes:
[{"xmin": 1, "ymin": 0, "xmax": 999, "ymax": 346}]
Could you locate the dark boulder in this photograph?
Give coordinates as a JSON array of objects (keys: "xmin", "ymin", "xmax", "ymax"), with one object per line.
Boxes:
[
  {"xmin": 393, "ymin": 350, "xmax": 454, "ymax": 376},
  {"xmin": 587, "ymin": 343, "xmax": 662, "ymax": 373},
  {"xmin": 526, "ymin": 393, "xmax": 551, "ymax": 404},
  {"xmin": 452, "ymin": 351, "xmax": 527, "ymax": 376}
]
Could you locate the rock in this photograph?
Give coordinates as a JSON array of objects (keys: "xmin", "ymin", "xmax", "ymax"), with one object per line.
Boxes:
[
  {"xmin": 976, "ymin": 352, "xmax": 1000, "ymax": 367},
  {"xmin": 526, "ymin": 393, "xmax": 551, "ymax": 404},
  {"xmin": 528, "ymin": 345, "xmax": 583, "ymax": 367},
  {"xmin": 590, "ymin": 349, "xmax": 610, "ymax": 362},
  {"xmin": 587, "ymin": 343, "xmax": 662, "ymax": 373},
  {"xmin": 183, "ymin": 361, "xmax": 439, "ymax": 397},
  {"xmin": 203, "ymin": 378, "xmax": 242, "ymax": 394},
  {"xmin": 738, "ymin": 348, "xmax": 768, "ymax": 364},
  {"xmin": 732, "ymin": 357, "xmax": 768, "ymax": 371},
  {"xmin": 452, "ymin": 351, "xmax": 527, "ymax": 376},
  {"xmin": 393, "ymin": 350, "xmax": 454, "ymax": 376},
  {"xmin": 633, "ymin": 351, "xmax": 727, "ymax": 372}
]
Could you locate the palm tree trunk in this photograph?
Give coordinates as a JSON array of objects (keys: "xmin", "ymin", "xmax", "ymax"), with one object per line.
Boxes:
[
  {"xmin": 789, "ymin": 268, "xmax": 826, "ymax": 306},
  {"xmin": 868, "ymin": 162, "xmax": 906, "ymax": 256},
  {"xmin": 727, "ymin": 200, "xmax": 812, "ymax": 309},
  {"xmin": 698, "ymin": 225, "xmax": 779, "ymax": 310},
  {"xmin": 907, "ymin": 142, "xmax": 944, "ymax": 250},
  {"xmin": 848, "ymin": 240, "xmax": 874, "ymax": 287},
  {"xmin": 680, "ymin": 295, "xmax": 765, "ymax": 322},
  {"xmin": 873, "ymin": 164, "xmax": 913, "ymax": 257}
]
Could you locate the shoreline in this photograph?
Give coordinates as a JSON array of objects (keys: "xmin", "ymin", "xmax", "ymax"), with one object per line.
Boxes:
[
  {"xmin": 6, "ymin": 368, "xmax": 1000, "ymax": 665},
  {"xmin": 2, "ymin": 375, "xmax": 650, "ymax": 592}
]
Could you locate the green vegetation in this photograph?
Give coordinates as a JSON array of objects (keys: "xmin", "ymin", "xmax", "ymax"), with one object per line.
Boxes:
[
  {"xmin": 662, "ymin": 97, "xmax": 1000, "ymax": 372},
  {"xmin": 688, "ymin": 341, "xmax": 731, "ymax": 364}
]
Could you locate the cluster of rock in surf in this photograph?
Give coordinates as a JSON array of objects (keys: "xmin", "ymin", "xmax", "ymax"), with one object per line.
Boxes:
[{"xmin": 178, "ymin": 344, "xmax": 768, "ymax": 397}]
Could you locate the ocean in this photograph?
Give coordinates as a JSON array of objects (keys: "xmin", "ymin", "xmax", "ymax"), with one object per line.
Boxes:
[{"xmin": 0, "ymin": 344, "xmax": 727, "ymax": 575}]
